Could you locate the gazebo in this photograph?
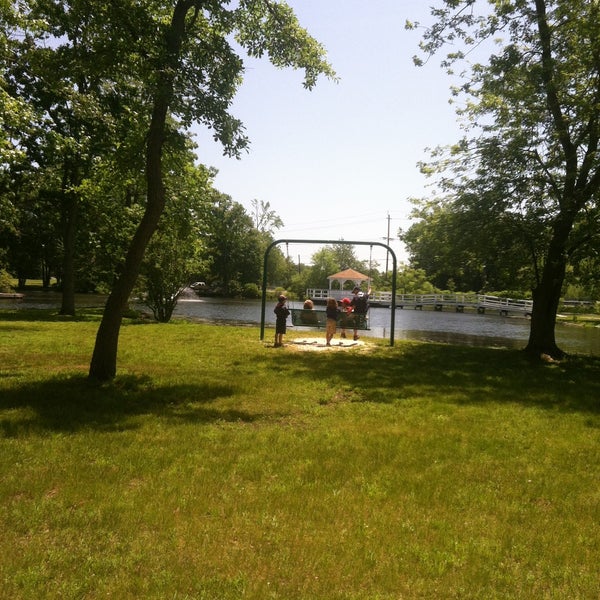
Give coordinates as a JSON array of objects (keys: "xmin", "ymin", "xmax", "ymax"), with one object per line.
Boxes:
[{"xmin": 327, "ymin": 268, "xmax": 370, "ymax": 295}]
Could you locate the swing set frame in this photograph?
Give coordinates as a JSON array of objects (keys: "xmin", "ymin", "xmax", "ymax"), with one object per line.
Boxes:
[{"xmin": 260, "ymin": 239, "xmax": 398, "ymax": 346}]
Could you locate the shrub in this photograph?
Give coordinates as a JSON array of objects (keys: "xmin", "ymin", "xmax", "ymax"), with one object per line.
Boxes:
[
  {"xmin": 242, "ymin": 283, "xmax": 260, "ymax": 299},
  {"xmin": 0, "ymin": 269, "xmax": 14, "ymax": 293}
]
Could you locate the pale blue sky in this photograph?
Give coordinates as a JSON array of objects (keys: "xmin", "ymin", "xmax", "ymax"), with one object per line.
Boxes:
[{"xmin": 191, "ymin": 1, "xmax": 463, "ymax": 268}]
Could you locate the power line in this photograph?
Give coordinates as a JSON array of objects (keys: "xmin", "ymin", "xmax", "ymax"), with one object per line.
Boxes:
[{"xmin": 277, "ymin": 210, "xmax": 405, "ymax": 230}]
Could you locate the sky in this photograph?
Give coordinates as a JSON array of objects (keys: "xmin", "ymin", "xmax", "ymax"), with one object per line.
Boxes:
[{"xmin": 191, "ymin": 0, "xmax": 465, "ymax": 270}]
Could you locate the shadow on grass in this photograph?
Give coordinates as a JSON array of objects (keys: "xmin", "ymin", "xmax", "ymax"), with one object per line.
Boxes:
[
  {"xmin": 0, "ymin": 307, "xmax": 148, "ymax": 323},
  {"xmin": 0, "ymin": 374, "xmax": 257, "ymax": 436},
  {"xmin": 284, "ymin": 342, "xmax": 600, "ymax": 415},
  {"xmin": 1, "ymin": 308, "xmax": 99, "ymax": 322}
]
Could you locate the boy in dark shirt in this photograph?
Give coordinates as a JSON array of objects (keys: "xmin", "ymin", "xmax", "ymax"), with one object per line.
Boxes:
[
  {"xmin": 350, "ymin": 286, "xmax": 371, "ymax": 340},
  {"xmin": 273, "ymin": 294, "xmax": 290, "ymax": 347}
]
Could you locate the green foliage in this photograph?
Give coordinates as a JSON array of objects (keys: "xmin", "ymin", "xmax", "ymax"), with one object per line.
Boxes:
[
  {"xmin": 564, "ymin": 258, "xmax": 600, "ymax": 302},
  {"xmin": 250, "ymin": 198, "xmax": 284, "ymax": 234},
  {"xmin": 234, "ymin": 0, "xmax": 337, "ymax": 90},
  {"xmin": 264, "ymin": 245, "xmax": 292, "ymax": 288},
  {"xmin": 487, "ymin": 289, "xmax": 532, "ymax": 300},
  {"xmin": 287, "ymin": 268, "xmax": 311, "ymax": 298},
  {"xmin": 302, "ymin": 248, "xmax": 338, "ymax": 290},
  {"xmin": 397, "ymin": 266, "xmax": 437, "ymax": 295},
  {"xmin": 0, "ymin": 268, "xmax": 13, "ymax": 292},
  {"xmin": 271, "ymin": 286, "xmax": 291, "ymax": 301},
  {"xmin": 77, "ymin": 165, "xmax": 146, "ymax": 293},
  {"xmin": 241, "ymin": 282, "xmax": 260, "ymax": 299},
  {"xmin": 136, "ymin": 163, "xmax": 212, "ymax": 322},
  {"xmin": 301, "ymin": 244, "xmax": 369, "ymax": 290},
  {"xmin": 409, "ymin": 0, "xmax": 600, "ymax": 357},
  {"xmin": 330, "ymin": 242, "xmax": 369, "ymax": 274},
  {"xmin": 1, "ymin": 0, "xmax": 138, "ymax": 307},
  {"xmin": 2, "ymin": 0, "xmax": 337, "ymax": 377},
  {"xmin": 402, "ymin": 196, "xmax": 540, "ymax": 293},
  {"xmin": 199, "ymin": 192, "xmax": 263, "ymax": 296}
]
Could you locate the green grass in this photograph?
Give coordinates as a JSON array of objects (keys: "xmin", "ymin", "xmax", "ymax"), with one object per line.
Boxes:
[{"xmin": 1, "ymin": 310, "xmax": 600, "ymax": 599}]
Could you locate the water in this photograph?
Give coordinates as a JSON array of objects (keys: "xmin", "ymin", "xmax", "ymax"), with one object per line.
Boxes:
[
  {"xmin": 5, "ymin": 290, "xmax": 600, "ymax": 355},
  {"xmin": 175, "ymin": 296, "xmax": 600, "ymax": 356}
]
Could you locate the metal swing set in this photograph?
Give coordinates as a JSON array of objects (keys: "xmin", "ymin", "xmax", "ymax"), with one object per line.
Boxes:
[{"xmin": 260, "ymin": 239, "xmax": 398, "ymax": 346}]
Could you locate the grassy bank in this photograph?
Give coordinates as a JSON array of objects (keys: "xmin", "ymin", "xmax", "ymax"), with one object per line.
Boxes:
[
  {"xmin": 557, "ymin": 313, "xmax": 600, "ymax": 326},
  {"xmin": 1, "ymin": 311, "xmax": 600, "ymax": 598}
]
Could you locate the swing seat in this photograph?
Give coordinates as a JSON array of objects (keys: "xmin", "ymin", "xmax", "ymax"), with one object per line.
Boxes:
[
  {"xmin": 342, "ymin": 313, "xmax": 369, "ymax": 330},
  {"xmin": 290, "ymin": 309, "xmax": 370, "ymax": 330},
  {"xmin": 291, "ymin": 309, "xmax": 328, "ymax": 328}
]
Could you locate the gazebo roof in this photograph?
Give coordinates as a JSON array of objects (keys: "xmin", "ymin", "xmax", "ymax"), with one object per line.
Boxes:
[{"xmin": 327, "ymin": 268, "xmax": 369, "ymax": 282}]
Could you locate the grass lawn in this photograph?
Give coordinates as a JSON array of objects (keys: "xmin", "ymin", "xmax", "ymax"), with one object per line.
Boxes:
[{"xmin": 1, "ymin": 310, "xmax": 600, "ymax": 599}]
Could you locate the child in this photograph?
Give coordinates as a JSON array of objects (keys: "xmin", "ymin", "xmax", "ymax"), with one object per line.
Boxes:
[
  {"xmin": 325, "ymin": 297, "xmax": 340, "ymax": 346},
  {"xmin": 339, "ymin": 297, "xmax": 353, "ymax": 339},
  {"xmin": 300, "ymin": 298, "xmax": 318, "ymax": 325},
  {"xmin": 273, "ymin": 294, "xmax": 290, "ymax": 347}
]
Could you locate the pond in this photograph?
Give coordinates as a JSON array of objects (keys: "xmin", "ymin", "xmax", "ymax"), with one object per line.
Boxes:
[
  {"xmin": 5, "ymin": 290, "xmax": 600, "ymax": 356},
  {"xmin": 172, "ymin": 295, "xmax": 600, "ymax": 356}
]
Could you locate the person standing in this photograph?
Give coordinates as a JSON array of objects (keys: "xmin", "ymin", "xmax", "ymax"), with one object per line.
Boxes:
[
  {"xmin": 325, "ymin": 297, "xmax": 340, "ymax": 346},
  {"xmin": 273, "ymin": 294, "xmax": 290, "ymax": 347},
  {"xmin": 350, "ymin": 286, "xmax": 371, "ymax": 340},
  {"xmin": 339, "ymin": 297, "xmax": 353, "ymax": 339}
]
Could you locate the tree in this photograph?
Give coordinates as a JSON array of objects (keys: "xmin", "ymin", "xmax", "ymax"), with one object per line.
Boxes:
[
  {"xmin": 0, "ymin": 14, "xmax": 34, "ymax": 275},
  {"xmin": 138, "ymin": 162, "xmax": 211, "ymax": 322},
  {"xmin": 8, "ymin": 187, "xmax": 62, "ymax": 289},
  {"xmin": 331, "ymin": 242, "xmax": 369, "ymax": 275},
  {"xmin": 250, "ymin": 198, "xmax": 283, "ymax": 234},
  {"xmin": 87, "ymin": 0, "xmax": 335, "ymax": 380},
  {"xmin": 200, "ymin": 192, "xmax": 262, "ymax": 296},
  {"xmin": 264, "ymin": 244, "xmax": 291, "ymax": 289},
  {"xmin": 138, "ymin": 224, "xmax": 197, "ymax": 323},
  {"xmin": 563, "ymin": 260, "xmax": 599, "ymax": 301},
  {"xmin": 2, "ymin": 2, "xmax": 124, "ymax": 314},
  {"xmin": 401, "ymin": 193, "xmax": 543, "ymax": 293},
  {"xmin": 304, "ymin": 247, "xmax": 340, "ymax": 290},
  {"xmin": 302, "ymin": 244, "xmax": 369, "ymax": 290},
  {"xmin": 396, "ymin": 266, "xmax": 437, "ymax": 295},
  {"xmin": 411, "ymin": 0, "xmax": 600, "ymax": 358},
  {"xmin": 249, "ymin": 198, "xmax": 288, "ymax": 288}
]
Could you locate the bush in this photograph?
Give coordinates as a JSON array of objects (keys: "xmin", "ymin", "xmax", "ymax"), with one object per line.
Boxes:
[
  {"xmin": 559, "ymin": 300, "xmax": 598, "ymax": 314},
  {"xmin": 0, "ymin": 269, "xmax": 14, "ymax": 293},
  {"xmin": 489, "ymin": 289, "xmax": 532, "ymax": 299},
  {"xmin": 242, "ymin": 283, "xmax": 260, "ymax": 299},
  {"xmin": 272, "ymin": 287, "xmax": 295, "ymax": 301}
]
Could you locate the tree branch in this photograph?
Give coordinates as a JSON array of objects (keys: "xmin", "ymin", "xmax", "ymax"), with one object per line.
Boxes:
[{"xmin": 534, "ymin": 0, "xmax": 578, "ymax": 201}]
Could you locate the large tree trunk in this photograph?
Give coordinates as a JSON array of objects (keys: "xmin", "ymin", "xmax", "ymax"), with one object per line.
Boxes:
[
  {"xmin": 525, "ymin": 216, "xmax": 572, "ymax": 359},
  {"xmin": 526, "ymin": 271, "xmax": 564, "ymax": 359},
  {"xmin": 88, "ymin": 1, "xmax": 190, "ymax": 381}
]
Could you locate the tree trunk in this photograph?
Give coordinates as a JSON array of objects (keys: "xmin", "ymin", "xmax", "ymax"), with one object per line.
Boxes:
[
  {"xmin": 526, "ymin": 274, "xmax": 564, "ymax": 359},
  {"xmin": 524, "ymin": 217, "xmax": 572, "ymax": 359},
  {"xmin": 88, "ymin": 208, "xmax": 164, "ymax": 380},
  {"xmin": 88, "ymin": 0, "xmax": 190, "ymax": 381}
]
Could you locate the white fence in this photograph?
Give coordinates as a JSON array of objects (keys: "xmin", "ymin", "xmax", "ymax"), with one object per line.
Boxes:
[{"xmin": 305, "ymin": 290, "xmax": 534, "ymax": 315}]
